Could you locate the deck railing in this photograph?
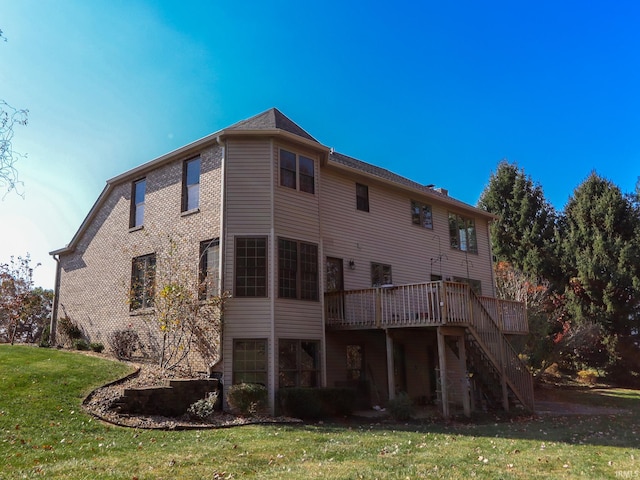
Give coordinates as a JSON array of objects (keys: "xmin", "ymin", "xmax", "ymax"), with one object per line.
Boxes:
[
  {"xmin": 479, "ymin": 296, "xmax": 529, "ymax": 334},
  {"xmin": 467, "ymin": 292, "xmax": 535, "ymax": 411},
  {"xmin": 325, "ymin": 281, "xmax": 527, "ymax": 334}
]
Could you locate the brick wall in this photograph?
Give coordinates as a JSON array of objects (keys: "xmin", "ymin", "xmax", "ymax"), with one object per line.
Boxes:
[{"xmin": 56, "ymin": 145, "xmax": 223, "ymax": 372}]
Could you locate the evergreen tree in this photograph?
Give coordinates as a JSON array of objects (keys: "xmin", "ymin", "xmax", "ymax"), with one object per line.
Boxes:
[
  {"xmin": 478, "ymin": 161, "xmax": 557, "ymax": 282},
  {"xmin": 559, "ymin": 172, "xmax": 640, "ymax": 336}
]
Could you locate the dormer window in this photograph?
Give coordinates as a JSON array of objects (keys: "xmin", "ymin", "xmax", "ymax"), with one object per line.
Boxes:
[{"xmin": 279, "ymin": 149, "xmax": 315, "ymax": 194}]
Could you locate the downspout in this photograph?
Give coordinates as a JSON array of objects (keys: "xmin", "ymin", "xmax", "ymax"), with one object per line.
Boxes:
[
  {"xmin": 210, "ymin": 136, "xmax": 226, "ymax": 374},
  {"xmin": 269, "ymin": 137, "xmax": 276, "ymax": 414},
  {"xmin": 316, "ymin": 151, "xmax": 327, "ymax": 388},
  {"xmin": 49, "ymin": 254, "xmax": 61, "ymax": 346}
]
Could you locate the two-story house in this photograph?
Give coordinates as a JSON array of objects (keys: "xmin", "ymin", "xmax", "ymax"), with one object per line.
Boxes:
[{"xmin": 50, "ymin": 108, "xmax": 533, "ymax": 417}]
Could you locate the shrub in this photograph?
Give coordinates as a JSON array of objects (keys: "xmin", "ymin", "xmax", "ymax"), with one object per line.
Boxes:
[
  {"xmin": 226, "ymin": 383, "xmax": 268, "ymax": 416},
  {"xmin": 187, "ymin": 394, "xmax": 218, "ymax": 421},
  {"xmin": 278, "ymin": 387, "xmax": 356, "ymax": 419},
  {"xmin": 577, "ymin": 368, "xmax": 599, "ymax": 385},
  {"xmin": 108, "ymin": 329, "xmax": 141, "ymax": 360},
  {"xmin": 58, "ymin": 317, "xmax": 83, "ymax": 341},
  {"xmin": 278, "ymin": 387, "xmax": 324, "ymax": 419},
  {"xmin": 39, "ymin": 324, "xmax": 50, "ymax": 348},
  {"xmin": 387, "ymin": 392, "xmax": 414, "ymax": 421},
  {"xmin": 73, "ymin": 339, "xmax": 90, "ymax": 351},
  {"xmin": 90, "ymin": 342, "xmax": 104, "ymax": 353},
  {"xmin": 318, "ymin": 388, "xmax": 356, "ymax": 416}
]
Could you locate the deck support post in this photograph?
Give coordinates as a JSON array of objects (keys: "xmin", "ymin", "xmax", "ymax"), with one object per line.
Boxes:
[
  {"xmin": 457, "ymin": 335, "xmax": 471, "ymax": 417},
  {"xmin": 439, "ymin": 281, "xmax": 448, "ymax": 321},
  {"xmin": 436, "ymin": 327, "xmax": 449, "ymax": 418},
  {"xmin": 385, "ymin": 329, "xmax": 395, "ymax": 401}
]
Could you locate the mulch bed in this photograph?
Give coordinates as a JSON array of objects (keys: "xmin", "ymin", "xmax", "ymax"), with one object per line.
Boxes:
[{"xmin": 82, "ymin": 361, "xmax": 301, "ymax": 430}]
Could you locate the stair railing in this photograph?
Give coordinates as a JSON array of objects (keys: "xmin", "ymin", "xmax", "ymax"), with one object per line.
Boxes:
[{"xmin": 443, "ymin": 282, "xmax": 534, "ymax": 412}]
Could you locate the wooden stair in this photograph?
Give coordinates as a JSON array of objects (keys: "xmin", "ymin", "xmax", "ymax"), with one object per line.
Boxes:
[{"xmin": 462, "ymin": 290, "xmax": 534, "ymax": 412}]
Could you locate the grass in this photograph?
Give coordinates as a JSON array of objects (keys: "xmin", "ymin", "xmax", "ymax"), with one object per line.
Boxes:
[{"xmin": 0, "ymin": 345, "xmax": 639, "ymax": 479}]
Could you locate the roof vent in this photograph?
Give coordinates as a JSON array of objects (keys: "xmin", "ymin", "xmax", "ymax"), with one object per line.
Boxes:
[{"xmin": 434, "ymin": 187, "xmax": 448, "ymax": 196}]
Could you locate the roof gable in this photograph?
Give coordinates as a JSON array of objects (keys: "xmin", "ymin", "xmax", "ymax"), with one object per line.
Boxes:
[
  {"xmin": 227, "ymin": 108, "xmax": 318, "ymax": 143},
  {"xmin": 51, "ymin": 108, "xmax": 492, "ymax": 256}
]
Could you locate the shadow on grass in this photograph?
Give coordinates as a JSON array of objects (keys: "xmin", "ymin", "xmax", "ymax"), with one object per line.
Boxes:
[{"xmin": 275, "ymin": 384, "xmax": 640, "ymax": 450}]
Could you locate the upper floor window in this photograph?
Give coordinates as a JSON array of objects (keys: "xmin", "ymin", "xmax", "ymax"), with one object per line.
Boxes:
[
  {"xmin": 279, "ymin": 149, "xmax": 315, "ymax": 194},
  {"xmin": 278, "ymin": 238, "xmax": 318, "ymax": 301},
  {"xmin": 356, "ymin": 183, "xmax": 369, "ymax": 212},
  {"xmin": 371, "ymin": 262, "xmax": 392, "ymax": 287},
  {"xmin": 449, "ymin": 213, "xmax": 478, "ymax": 254},
  {"xmin": 130, "ymin": 178, "xmax": 146, "ymax": 228},
  {"xmin": 411, "ymin": 200, "xmax": 433, "ymax": 229},
  {"xmin": 183, "ymin": 157, "xmax": 201, "ymax": 212},
  {"xmin": 235, "ymin": 237, "xmax": 267, "ymax": 297},
  {"xmin": 130, "ymin": 253, "xmax": 155, "ymax": 310},
  {"xmin": 199, "ymin": 238, "xmax": 220, "ymax": 300}
]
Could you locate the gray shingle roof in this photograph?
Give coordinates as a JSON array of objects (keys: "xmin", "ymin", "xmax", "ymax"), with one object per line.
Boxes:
[
  {"xmin": 227, "ymin": 108, "xmax": 318, "ymax": 143},
  {"xmin": 328, "ymin": 150, "xmax": 482, "ymax": 213},
  {"xmin": 330, "ymin": 150, "xmax": 436, "ymax": 195},
  {"xmin": 228, "ymin": 109, "xmax": 466, "ymax": 207}
]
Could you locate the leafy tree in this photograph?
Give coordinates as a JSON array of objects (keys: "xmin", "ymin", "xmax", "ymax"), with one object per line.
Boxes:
[
  {"xmin": 494, "ymin": 261, "xmax": 555, "ymax": 374},
  {"xmin": 478, "ymin": 161, "xmax": 558, "ymax": 283},
  {"xmin": 559, "ymin": 172, "xmax": 640, "ymax": 337},
  {"xmin": 0, "ymin": 255, "xmax": 52, "ymax": 344},
  {"xmin": 129, "ymin": 238, "xmax": 229, "ymax": 372},
  {"xmin": 13, "ymin": 287, "xmax": 53, "ymax": 343},
  {"xmin": 0, "ymin": 29, "xmax": 29, "ymax": 197}
]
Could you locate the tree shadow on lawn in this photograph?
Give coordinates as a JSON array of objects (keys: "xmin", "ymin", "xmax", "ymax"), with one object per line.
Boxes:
[{"xmin": 285, "ymin": 384, "xmax": 640, "ymax": 450}]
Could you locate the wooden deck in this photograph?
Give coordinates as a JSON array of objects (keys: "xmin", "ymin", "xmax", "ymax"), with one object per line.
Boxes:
[
  {"xmin": 325, "ymin": 281, "xmax": 528, "ymax": 334},
  {"xmin": 324, "ymin": 281, "xmax": 534, "ymax": 412}
]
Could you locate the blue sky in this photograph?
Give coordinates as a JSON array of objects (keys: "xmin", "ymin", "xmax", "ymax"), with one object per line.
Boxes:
[{"xmin": 1, "ymin": 0, "xmax": 639, "ymax": 289}]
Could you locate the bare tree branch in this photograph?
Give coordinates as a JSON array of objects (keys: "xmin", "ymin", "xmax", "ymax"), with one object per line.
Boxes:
[
  {"xmin": 0, "ymin": 28, "xmax": 29, "ymax": 198},
  {"xmin": 0, "ymin": 100, "xmax": 28, "ymax": 198}
]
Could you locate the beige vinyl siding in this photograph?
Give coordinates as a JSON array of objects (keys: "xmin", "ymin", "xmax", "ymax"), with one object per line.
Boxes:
[
  {"xmin": 222, "ymin": 138, "xmax": 274, "ymax": 396},
  {"xmin": 272, "ymin": 141, "xmax": 325, "ymax": 354},
  {"xmin": 274, "ymin": 301, "xmax": 323, "ymax": 338},
  {"xmin": 223, "ymin": 137, "xmax": 273, "ymax": 299},
  {"xmin": 319, "ymin": 167, "xmax": 495, "ymax": 295},
  {"xmin": 224, "ymin": 139, "xmax": 273, "ymax": 236},
  {"xmin": 273, "ymin": 142, "xmax": 321, "ymax": 240}
]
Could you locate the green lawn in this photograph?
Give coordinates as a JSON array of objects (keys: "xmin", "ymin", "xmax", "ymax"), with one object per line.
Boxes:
[{"xmin": 1, "ymin": 345, "xmax": 639, "ymax": 479}]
